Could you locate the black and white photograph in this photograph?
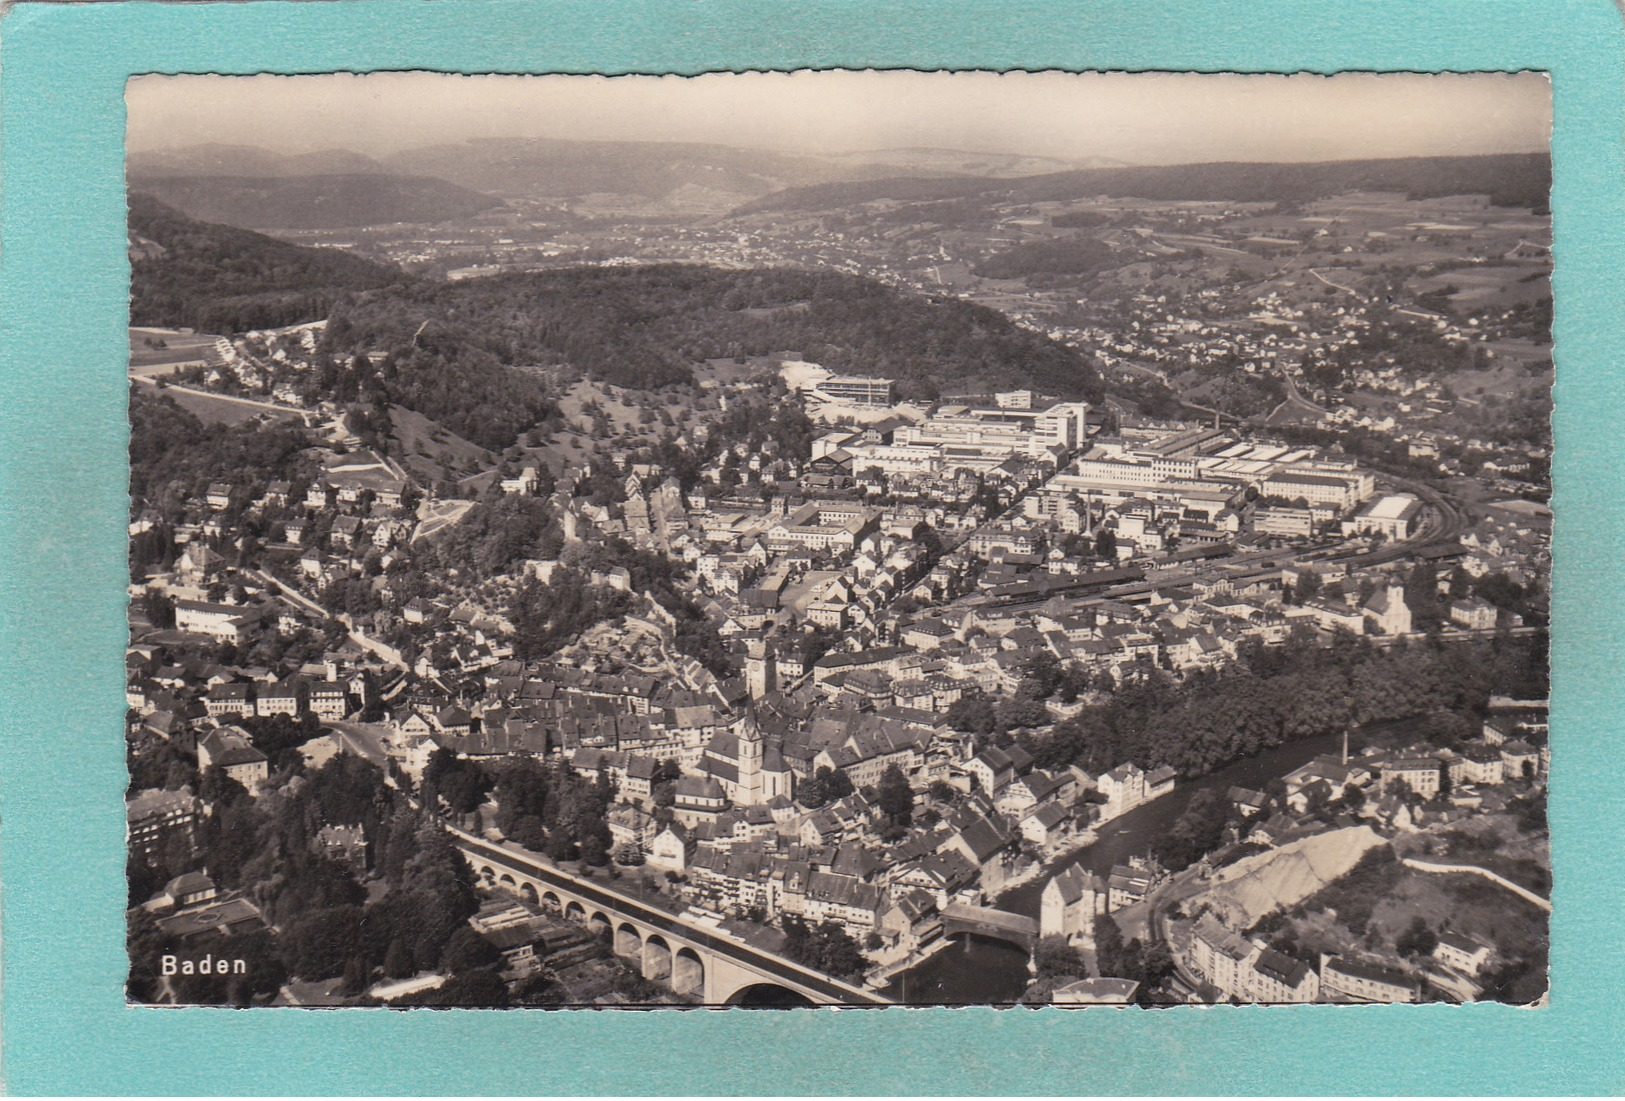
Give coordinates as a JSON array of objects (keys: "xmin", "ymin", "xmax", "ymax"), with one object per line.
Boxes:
[{"xmin": 122, "ymin": 70, "xmax": 1552, "ymax": 1009}]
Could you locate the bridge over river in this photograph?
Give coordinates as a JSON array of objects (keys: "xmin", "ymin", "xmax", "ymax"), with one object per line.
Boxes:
[
  {"xmin": 939, "ymin": 904, "xmax": 1040, "ymax": 951},
  {"xmin": 452, "ymin": 828, "xmax": 893, "ymax": 1006}
]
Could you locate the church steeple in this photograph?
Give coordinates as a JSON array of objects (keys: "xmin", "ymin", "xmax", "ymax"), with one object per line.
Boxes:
[
  {"xmin": 737, "ymin": 704, "xmax": 763, "ymax": 804},
  {"xmin": 744, "ymin": 637, "xmax": 776, "ymax": 699}
]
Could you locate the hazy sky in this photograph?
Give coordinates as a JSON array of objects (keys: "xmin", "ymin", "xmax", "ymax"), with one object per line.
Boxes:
[{"xmin": 127, "ymin": 70, "xmax": 1551, "ymax": 165}]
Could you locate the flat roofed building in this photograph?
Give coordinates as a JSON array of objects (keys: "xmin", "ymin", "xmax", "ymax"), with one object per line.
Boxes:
[
  {"xmin": 1349, "ymin": 494, "xmax": 1425, "ymax": 540},
  {"xmin": 1264, "ymin": 471, "xmax": 1368, "ymax": 510},
  {"xmin": 173, "ymin": 599, "xmax": 258, "ymax": 643},
  {"xmin": 127, "ymin": 786, "xmax": 198, "ymax": 859},
  {"xmin": 811, "ymin": 375, "xmax": 896, "ymax": 407}
]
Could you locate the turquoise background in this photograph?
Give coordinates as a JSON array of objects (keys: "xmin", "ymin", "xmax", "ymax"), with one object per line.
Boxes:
[{"xmin": 1, "ymin": 0, "xmax": 1621, "ymax": 1093}]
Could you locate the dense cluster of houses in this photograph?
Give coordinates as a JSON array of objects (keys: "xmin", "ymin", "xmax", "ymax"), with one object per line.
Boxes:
[
  {"xmin": 392, "ymin": 672, "xmax": 1181, "ymax": 945},
  {"xmin": 128, "ymin": 301, "xmax": 1549, "ymax": 1004}
]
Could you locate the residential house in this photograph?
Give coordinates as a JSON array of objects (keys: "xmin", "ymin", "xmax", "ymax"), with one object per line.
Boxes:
[
  {"xmin": 308, "ymin": 682, "xmax": 349, "ymax": 721},
  {"xmin": 1247, "ymin": 947, "xmax": 1321, "ymax": 1003},
  {"xmin": 127, "ymin": 786, "xmax": 198, "ymax": 860},
  {"xmin": 1433, "ymin": 932, "xmax": 1493, "ymax": 976},
  {"xmin": 1449, "ymin": 598, "xmax": 1498, "ymax": 631},
  {"xmin": 197, "ymin": 726, "xmax": 269, "ymax": 792},
  {"xmin": 1107, "ymin": 863, "xmax": 1154, "ymax": 911},
  {"xmin": 255, "ymin": 680, "xmax": 304, "ymax": 719},
  {"xmin": 1097, "ymin": 762, "xmax": 1149, "ymax": 820},
  {"xmin": 1189, "ymin": 914, "xmax": 1257, "ymax": 1000},
  {"xmin": 205, "ymin": 682, "xmax": 254, "ymax": 719},
  {"xmin": 648, "ymin": 823, "xmax": 694, "ymax": 872}
]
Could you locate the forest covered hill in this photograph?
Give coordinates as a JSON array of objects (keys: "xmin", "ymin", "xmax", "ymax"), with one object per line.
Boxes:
[
  {"xmin": 323, "ymin": 264, "xmax": 1105, "ymax": 403},
  {"xmin": 128, "ymin": 194, "xmax": 409, "ymax": 332}
]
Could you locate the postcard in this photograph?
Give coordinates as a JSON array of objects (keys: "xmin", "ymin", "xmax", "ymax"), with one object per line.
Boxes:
[{"xmin": 1, "ymin": 1, "xmax": 1621, "ymax": 1094}]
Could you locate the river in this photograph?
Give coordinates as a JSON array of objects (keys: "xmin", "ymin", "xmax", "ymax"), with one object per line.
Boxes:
[{"xmin": 885, "ymin": 717, "xmax": 1424, "ymax": 1004}]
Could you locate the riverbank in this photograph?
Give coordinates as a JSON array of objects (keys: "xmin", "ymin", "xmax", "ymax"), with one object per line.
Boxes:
[
  {"xmin": 993, "ymin": 831, "xmax": 1101, "ymax": 907},
  {"xmin": 865, "ymin": 935, "xmax": 955, "ymax": 987},
  {"xmin": 882, "ymin": 717, "xmax": 1428, "ymax": 1002},
  {"xmin": 994, "ymin": 719, "xmax": 1425, "ymax": 923}
]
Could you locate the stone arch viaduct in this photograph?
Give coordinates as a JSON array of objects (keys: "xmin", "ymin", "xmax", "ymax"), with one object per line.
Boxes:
[{"xmin": 452, "ymin": 828, "xmax": 892, "ymax": 1006}]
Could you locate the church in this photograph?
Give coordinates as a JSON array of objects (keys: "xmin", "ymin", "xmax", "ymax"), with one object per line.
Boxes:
[
  {"xmin": 1362, "ymin": 583, "xmax": 1413, "ymax": 636},
  {"xmin": 697, "ymin": 707, "xmax": 793, "ymax": 806}
]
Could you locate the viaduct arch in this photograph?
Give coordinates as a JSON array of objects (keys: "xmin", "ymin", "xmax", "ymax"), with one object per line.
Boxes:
[{"xmin": 461, "ymin": 834, "xmax": 891, "ymax": 1006}]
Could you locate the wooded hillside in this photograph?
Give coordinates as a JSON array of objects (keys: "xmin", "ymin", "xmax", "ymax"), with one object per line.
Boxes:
[
  {"xmin": 129, "ymin": 195, "xmax": 407, "ymax": 333},
  {"xmin": 323, "ymin": 264, "xmax": 1104, "ymax": 403}
]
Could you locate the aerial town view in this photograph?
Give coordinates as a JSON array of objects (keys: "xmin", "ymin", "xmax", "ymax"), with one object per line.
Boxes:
[{"xmin": 124, "ymin": 71, "xmax": 1552, "ymax": 1008}]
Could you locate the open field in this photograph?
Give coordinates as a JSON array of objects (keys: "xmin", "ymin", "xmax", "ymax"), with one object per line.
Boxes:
[
  {"xmin": 389, "ymin": 404, "xmax": 493, "ymax": 484},
  {"xmin": 128, "ymin": 327, "xmax": 222, "ymax": 375},
  {"xmin": 139, "ymin": 380, "xmax": 304, "ymax": 426}
]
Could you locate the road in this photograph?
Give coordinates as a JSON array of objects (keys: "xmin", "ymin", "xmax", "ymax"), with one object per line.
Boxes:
[
  {"xmin": 451, "ymin": 830, "xmax": 893, "ymax": 1006},
  {"xmin": 328, "ymin": 721, "xmax": 393, "ymax": 767},
  {"xmin": 131, "ymin": 375, "xmax": 307, "ymax": 417},
  {"xmin": 1264, "ymin": 362, "xmax": 1330, "ymax": 425},
  {"xmin": 1308, "ymin": 268, "xmax": 1364, "ymax": 300},
  {"xmin": 242, "ymin": 567, "xmax": 410, "ymax": 671},
  {"xmin": 244, "ymin": 568, "xmax": 327, "ymax": 618}
]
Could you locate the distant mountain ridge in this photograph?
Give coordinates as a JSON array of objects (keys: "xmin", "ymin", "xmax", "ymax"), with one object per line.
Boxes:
[
  {"xmin": 734, "ymin": 153, "xmax": 1553, "ymax": 215},
  {"xmin": 816, "ymin": 147, "xmax": 1126, "ymax": 179},
  {"xmin": 126, "ymin": 172, "xmax": 505, "ymax": 230},
  {"xmin": 129, "ymin": 143, "xmax": 391, "ymax": 178},
  {"xmin": 129, "ymin": 138, "xmax": 1113, "ymax": 220},
  {"xmin": 376, "ymin": 136, "xmax": 972, "ymax": 200},
  {"xmin": 127, "ymin": 142, "xmax": 1550, "ymax": 232}
]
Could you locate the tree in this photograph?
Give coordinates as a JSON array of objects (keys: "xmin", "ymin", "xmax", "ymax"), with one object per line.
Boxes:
[
  {"xmin": 945, "ymin": 696, "xmax": 998, "ymax": 737},
  {"xmin": 780, "ymin": 916, "xmax": 868, "ymax": 982},
  {"xmin": 1033, "ymin": 936, "xmax": 1088, "ymax": 981},
  {"xmin": 383, "ymin": 936, "xmax": 416, "ymax": 980},
  {"xmin": 1023, "ymin": 650, "xmax": 1063, "ymax": 699},
  {"xmin": 577, "ymin": 818, "xmax": 613, "ymax": 867},
  {"xmin": 440, "ymin": 926, "xmax": 503, "ymax": 973},
  {"xmin": 511, "ymin": 969, "xmax": 567, "ymax": 1006},
  {"xmin": 1295, "ymin": 569, "xmax": 1324, "ymax": 604},
  {"xmin": 1094, "ymin": 913, "xmax": 1127, "ymax": 976},
  {"xmin": 997, "ymin": 690, "xmax": 1051, "ymax": 731},
  {"xmin": 1095, "ymin": 528, "xmax": 1118, "ymax": 560},
  {"xmin": 875, "ymin": 764, "xmax": 914, "ymax": 828},
  {"xmin": 341, "ymin": 955, "xmax": 371, "ymax": 996},
  {"xmin": 397, "ymin": 969, "xmax": 511, "ymax": 1007},
  {"xmin": 422, "ymin": 749, "xmax": 492, "ymax": 816},
  {"xmin": 797, "ymin": 766, "xmax": 854, "ymax": 810},
  {"xmin": 280, "ymin": 905, "xmax": 366, "ymax": 980},
  {"xmin": 142, "ymin": 591, "xmax": 176, "ymax": 628},
  {"xmin": 1396, "ymin": 916, "xmax": 1439, "ymax": 958}
]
